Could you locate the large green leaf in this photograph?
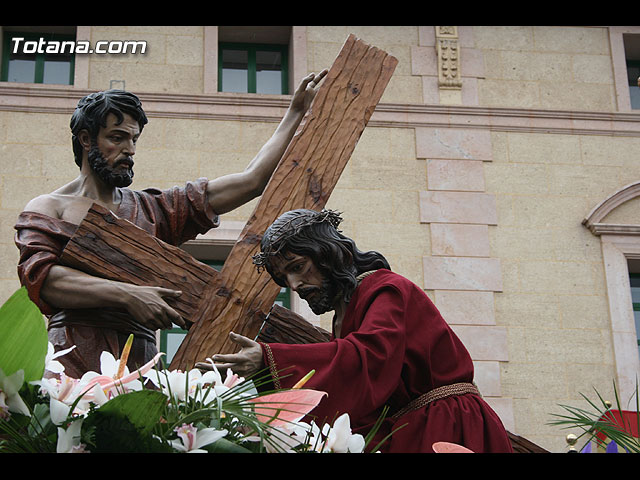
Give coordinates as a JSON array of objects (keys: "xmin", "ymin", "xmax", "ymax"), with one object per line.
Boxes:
[
  {"xmin": 83, "ymin": 389, "xmax": 173, "ymax": 453},
  {"xmin": 0, "ymin": 287, "xmax": 48, "ymax": 381}
]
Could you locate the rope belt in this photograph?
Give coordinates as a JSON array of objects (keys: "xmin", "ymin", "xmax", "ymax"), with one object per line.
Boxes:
[{"xmin": 391, "ymin": 382, "xmax": 481, "ymax": 420}]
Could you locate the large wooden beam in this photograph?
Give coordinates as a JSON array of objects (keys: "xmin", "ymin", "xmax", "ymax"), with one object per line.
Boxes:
[
  {"xmin": 170, "ymin": 34, "xmax": 397, "ymax": 368},
  {"xmin": 60, "ymin": 203, "xmax": 220, "ymax": 325}
]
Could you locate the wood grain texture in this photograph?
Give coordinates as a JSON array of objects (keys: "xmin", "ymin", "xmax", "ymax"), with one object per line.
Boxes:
[
  {"xmin": 256, "ymin": 304, "xmax": 331, "ymax": 344},
  {"xmin": 60, "ymin": 203, "xmax": 219, "ymax": 325},
  {"xmin": 171, "ymin": 34, "xmax": 397, "ymax": 368}
]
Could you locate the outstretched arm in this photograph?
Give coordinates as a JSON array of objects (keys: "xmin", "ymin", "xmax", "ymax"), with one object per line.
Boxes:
[{"xmin": 205, "ymin": 69, "xmax": 328, "ymax": 215}]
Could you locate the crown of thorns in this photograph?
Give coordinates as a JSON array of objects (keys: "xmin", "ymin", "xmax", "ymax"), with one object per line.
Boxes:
[{"xmin": 252, "ymin": 209, "xmax": 343, "ymax": 270}]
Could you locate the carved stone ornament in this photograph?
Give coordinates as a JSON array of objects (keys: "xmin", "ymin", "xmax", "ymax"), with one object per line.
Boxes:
[{"xmin": 436, "ymin": 26, "xmax": 462, "ymax": 89}]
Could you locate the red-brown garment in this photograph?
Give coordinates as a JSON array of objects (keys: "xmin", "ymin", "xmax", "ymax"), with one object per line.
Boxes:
[
  {"xmin": 261, "ymin": 269, "xmax": 513, "ymax": 453},
  {"xmin": 14, "ymin": 178, "xmax": 219, "ymax": 378}
]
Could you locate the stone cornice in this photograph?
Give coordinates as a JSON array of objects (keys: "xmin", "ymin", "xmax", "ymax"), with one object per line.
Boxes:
[{"xmin": 1, "ymin": 82, "xmax": 639, "ymax": 137}]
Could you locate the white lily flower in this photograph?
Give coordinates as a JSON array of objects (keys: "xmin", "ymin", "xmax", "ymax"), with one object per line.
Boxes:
[
  {"xmin": 169, "ymin": 423, "xmax": 228, "ymax": 453},
  {"xmin": 0, "ymin": 368, "xmax": 30, "ymax": 417},
  {"xmin": 32, "ymin": 373, "xmax": 92, "ymax": 414},
  {"xmin": 323, "ymin": 413, "xmax": 365, "ymax": 453},
  {"xmin": 43, "ymin": 343, "xmax": 76, "ymax": 375},
  {"xmin": 56, "ymin": 417, "xmax": 87, "ymax": 453}
]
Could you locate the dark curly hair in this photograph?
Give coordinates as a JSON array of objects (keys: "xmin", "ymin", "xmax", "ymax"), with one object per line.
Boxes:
[
  {"xmin": 70, "ymin": 89, "xmax": 148, "ymax": 168},
  {"xmin": 254, "ymin": 209, "xmax": 390, "ymax": 303}
]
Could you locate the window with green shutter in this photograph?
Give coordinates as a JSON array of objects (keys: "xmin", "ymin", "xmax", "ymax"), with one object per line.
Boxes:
[{"xmin": 219, "ymin": 42, "xmax": 288, "ymax": 95}]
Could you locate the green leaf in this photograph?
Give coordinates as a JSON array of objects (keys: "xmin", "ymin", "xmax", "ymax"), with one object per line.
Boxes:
[
  {"xmin": 0, "ymin": 287, "xmax": 48, "ymax": 381},
  {"xmin": 83, "ymin": 389, "xmax": 173, "ymax": 453}
]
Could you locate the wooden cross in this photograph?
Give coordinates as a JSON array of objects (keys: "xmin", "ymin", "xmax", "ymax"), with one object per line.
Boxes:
[{"xmin": 60, "ymin": 34, "xmax": 397, "ymax": 371}]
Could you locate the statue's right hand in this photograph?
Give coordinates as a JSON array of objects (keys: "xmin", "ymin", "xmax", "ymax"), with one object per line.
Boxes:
[{"xmin": 124, "ymin": 285, "xmax": 185, "ymax": 330}]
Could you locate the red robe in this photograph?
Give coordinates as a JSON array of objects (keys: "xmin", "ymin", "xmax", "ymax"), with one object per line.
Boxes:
[
  {"xmin": 14, "ymin": 178, "xmax": 219, "ymax": 378},
  {"xmin": 261, "ymin": 269, "xmax": 513, "ymax": 453}
]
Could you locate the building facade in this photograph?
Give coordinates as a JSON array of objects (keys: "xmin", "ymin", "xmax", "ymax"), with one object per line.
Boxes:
[{"xmin": 1, "ymin": 25, "xmax": 639, "ymax": 452}]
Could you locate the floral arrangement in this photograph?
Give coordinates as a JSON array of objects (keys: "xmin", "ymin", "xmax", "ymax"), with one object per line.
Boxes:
[{"xmin": 0, "ymin": 288, "xmax": 378, "ymax": 453}]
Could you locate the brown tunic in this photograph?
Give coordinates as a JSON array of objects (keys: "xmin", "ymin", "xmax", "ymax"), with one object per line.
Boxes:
[{"xmin": 14, "ymin": 178, "xmax": 219, "ymax": 378}]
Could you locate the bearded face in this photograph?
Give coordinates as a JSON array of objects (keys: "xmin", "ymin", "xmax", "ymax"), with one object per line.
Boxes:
[
  {"xmin": 88, "ymin": 144, "xmax": 135, "ymax": 188},
  {"xmin": 296, "ymin": 275, "xmax": 341, "ymax": 315}
]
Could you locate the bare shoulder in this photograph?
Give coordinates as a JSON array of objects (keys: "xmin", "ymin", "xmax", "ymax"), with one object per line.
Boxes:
[
  {"xmin": 23, "ymin": 192, "xmax": 92, "ymax": 224},
  {"xmin": 22, "ymin": 193, "xmax": 62, "ymax": 218}
]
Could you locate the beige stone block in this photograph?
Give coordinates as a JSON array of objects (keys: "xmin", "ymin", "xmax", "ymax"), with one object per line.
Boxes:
[
  {"xmin": 347, "ymin": 26, "xmax": 418, "ymax": 47},
  {"xmin": 133, "ymin": 148, "xmax": 200, "ymax": 183},
  {"xmin": 419, "ymin": 191, "xmax": 498, "ymax": 225},
  {"xmin": 3, "ymin": 112, "xmax": 69, "ymax": 146},
  {"xmin": 473, "ymin": 26, "xmax": 534, "ymax": 51},
  {"xmin": 494, "ymin": 292, "xmax": 560, "ymax": 328},
  {"xmin": 415, "ymin": 127, "xmax": 492, "ymax": 161},
  {"xmin": 0, "ymin": 208, "xmax": 21, "ymax": 244},
  {"xmin": 580, "ymin": 135, "xmax": 640, "ymax": 167},
  {"xmin": 166, "ymin": 34, "xmax": 205, "ymax": 67},
  {"xmin": 483, "ymin": 162, "xmax": 549, "ymax": 195},
  {"xmin": 572, "ymin": 54, "xmax": 614, "ymax": 84},
  {"xmin": 1, "ymin": 176, "xmax": 64, "ymax": 211},
  {"xmin": 461, "ymin": 77, "xmax": 479, "ymax": 106},
  {"xmin": 473, "ymin": 360, "xmax": 502, "ymax": 396},
  {"xmin": 507, "ymin": 132, "xmax": 582, "ymax": 165},
  {"xmin": 418, "ymin": 26, "xmax": 436, "ymax": 47},
  {"xmin": 411, "ymin": 46, "xmax": 437, "ymax": 76},
  {"xmin": 461, "ymin": 48, "xmax": 484, "ymax": 78},
  {"xmin": 539, "ymin": 81, "xmax": 615, "ymax": 112},
  {"xmin": 518, "ymin": 260, "xmax": 598, "ymax": 296},
  {"xmin": 123, "ymin": 64, "xmax": 203, "ymax": 95},
  {"xmin": 522, "ymin": 327, "xmax": 610, "ymax": 365},
  {"xmin": 427, "ymin": 159, "xmax": 485, "ymax": 192},
  {"xmin": 500, "ymin": 362, "xmax": 567, "ymax": 399},
  {"xmin": 380, "ymin": 75, "xmax": 423, "ymax": 105},
  {"xmin": 478, "ymin": 79, "xmax": 540, "ymax": 109},
  {"xmin": 392, "ymin": 190, "xmax": 421, "ymax": 224},
  {"xmin": 354, "ymin": 165, "xmax": 426, "ymax": 191},
  {"xmin": 88, "ymin": 61, "xmax": 126, "ymax": 90},
  {"xmin": 356, "ymin": 221, "xmax": 429, "ymax": 256},
  {"xmin": 450, "ymin": 325, "xmax": 508, "ymax": 361},
  {"xmin": 420, "ymin": 75, "xmax": 440, "ymax": 104},
  {"xmin": 510, "ymin": 194, "xmax": 591, "ymax": 229},
  {"xmin": 0, "ymin": 244, "xmax": 20, "ymax": 278},
  {"xmin": 532, "ymin": 26, "xmax": 609, "ymax": 55},
  {"xmin": 325, "ymin": 188, "xmax": 395, "ymax": 225},
  {"xmin": 482, "ymin": 396, "xmax": 515, "ymax": 432},
  {"xmin": 434, "ymin": 290, "xmax": 496, "ymax": 325},
  {"xmin": 501, "ymin": 51, "xmax": 572, "ymax": 82},
  {"xmin": 558, "ymin": 294, "xmax": 609, "ymax": 330},
  {"xmin": 423, "ymin": 256, "xmax": 502, "ymax": 291},
  {"xmin": 552, "ymin": 226, "xmax": 602, "ymax": 262},
  {"xmin": 0, "ymin": 144, "xmax": 43, "ymax": 176},
  {"xmin": 490, "ymin": 226, "xmax": 555, "ymax": 260},
  {"xmin": 430, "ymin": 223, "xmax": 490, "ymax": 257}
]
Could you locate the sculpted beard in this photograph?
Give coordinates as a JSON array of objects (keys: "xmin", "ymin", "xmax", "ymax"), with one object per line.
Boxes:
[
  {"xmin": 298, "ymin": 276, "xmax": 340, "ymax": 315},
  {"xmin": 88, "ymin": 145, "xmax": 134, "ymax": 188}
]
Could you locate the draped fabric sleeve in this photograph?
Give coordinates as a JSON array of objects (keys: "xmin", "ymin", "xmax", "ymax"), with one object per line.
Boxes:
[
  {"xmin": 14, "ymin": 212, "xmax": 77, "ymax": 316},
  {"xmin": 261, "ymin": 283, "xmax": 408, "ymax": 427},
  {"xmin": 118, "ymin": 177, "xmax": 220, "ymax": 245}
]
